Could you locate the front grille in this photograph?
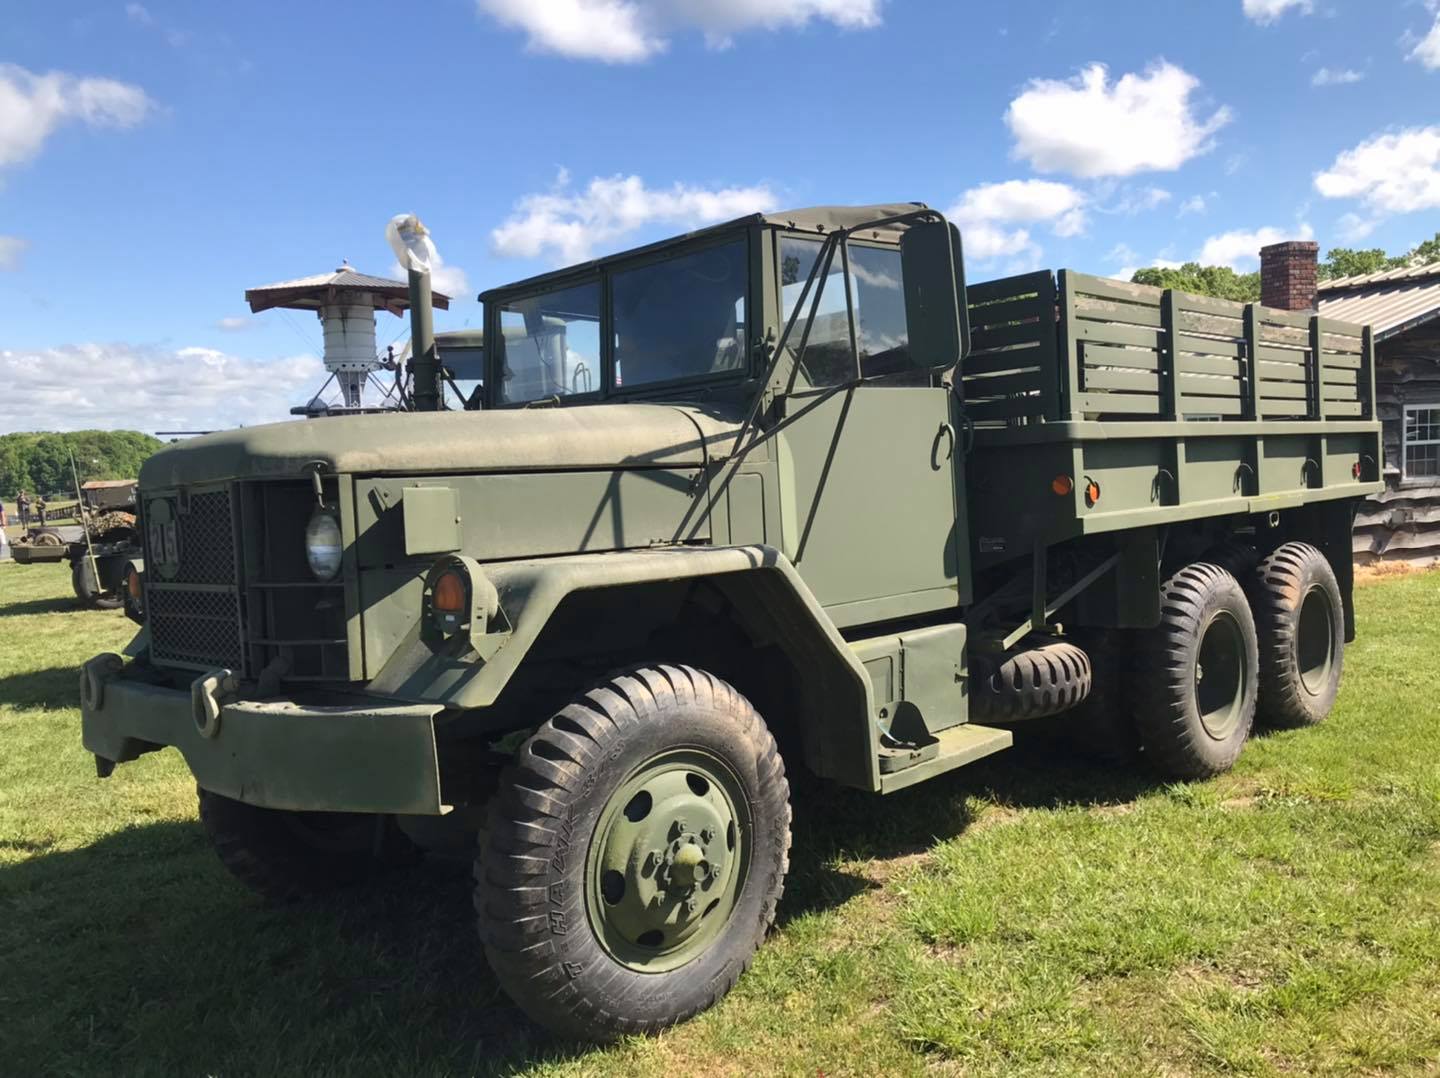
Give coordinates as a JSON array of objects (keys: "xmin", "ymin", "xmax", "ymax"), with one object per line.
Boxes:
[
  {"xmin": 145, "ymin": 484, "xmax": 245, "ymax": 673},
  {"xmin": 172, "ymin": 490, "xmax": 236, "ymax": 585},
  {"xmin": 143, "ymin": 479, "xmax": 354, "ymax": 682},
  {"xmin": 148, "ymin": 589, "xmax": 244, "ymax": 670}
]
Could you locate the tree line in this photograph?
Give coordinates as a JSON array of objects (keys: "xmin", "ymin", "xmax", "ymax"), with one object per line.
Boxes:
[
  {"xmin": 0, "ymin": 431, "xmax": 163, "ymax": 498},
  {"xmin": 1131, "ymin": 232, "xmax": 1440, "ymax": 301}
]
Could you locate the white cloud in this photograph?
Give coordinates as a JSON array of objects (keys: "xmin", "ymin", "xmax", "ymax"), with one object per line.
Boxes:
[
  {"xmin": 388, "ymin": 255, "xmax": 471, "ymax": 299},
  {"xmin": 1006, "ymin": 62, "xmax": 1231, "ymax": 178},
  {"xmin": 0, "ymin": 235, "xmax": 27, "ymax": 271},
  {"xmin": 946, "ymin": 179, "xmax": 1088, "ymax": 263},
  {"xmin": 1100, "ymin": 185, "xmax": 1172, "ymax": 215},
  {"xmin": 125, "ymin": 3, "xmax": 153, "ymax": 25},
  {"xmin": 1408, "ymin": 8, "xmax": 1440, "ymax": 69},
  {"xmin": 1314, "ymin": 126, "xmax": 1440, "ymax": 215},
  {"xmin": 492, "ymin": 171, "xmax": 778, "ymax": 263},
  {"xmin": 475, "ymin": 0, "xmax": 881, "ymax": 62},
  {"xmin": 215, "ymin": 316, "xmax": 254, "ymax": 331},
  {"xmin": 1178, "ymin": 194, "xmax": 1209, "ymax": 216},
  {"xmin": 0, "ymin": 63, "xmax": 153, "ymax": 172},
  {"xmin": 1243, "ymin": 0, "xmax": 1312, "ymax": 24},
  {"xmin": 1199, "ymin": 223, "xmax": 1314, "ymax": 271},
  {"xmin": 1335, "ymin": 212, "xmax": 1379, "ymax": 242},
  {"xmin": 0, "ymin": 344, "xmax": 323, "ymax": 434},
  {"xmin": 1312, "ymin": 67, "xmax": 1364, "ymax": 86}
]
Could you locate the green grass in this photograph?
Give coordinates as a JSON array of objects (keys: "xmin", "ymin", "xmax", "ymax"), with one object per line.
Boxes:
[{"xmin": 2, "ymin": 560, "xmax": 1438, "ymax": 1077}]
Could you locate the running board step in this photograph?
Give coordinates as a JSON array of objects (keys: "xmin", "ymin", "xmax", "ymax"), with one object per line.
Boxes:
[{"xmin": 878, "ymin": 723, "xmax": 1013, "ymax": 794}]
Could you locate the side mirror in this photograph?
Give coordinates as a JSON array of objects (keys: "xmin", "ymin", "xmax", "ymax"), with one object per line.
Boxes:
[{"xmin": 900, "ymin": 220, "xmax": 970, "ymax": 370}]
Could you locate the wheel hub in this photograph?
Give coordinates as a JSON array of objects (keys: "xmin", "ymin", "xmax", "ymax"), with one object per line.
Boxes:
[{"xmin": 585, "ymin": 749, "xmax": 748, "ymax": 972}]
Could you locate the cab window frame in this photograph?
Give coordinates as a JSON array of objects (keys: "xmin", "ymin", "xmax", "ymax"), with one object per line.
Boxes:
[{"xmin": 482, "ymin": 225, "xmax": 760, "ymax": 409}]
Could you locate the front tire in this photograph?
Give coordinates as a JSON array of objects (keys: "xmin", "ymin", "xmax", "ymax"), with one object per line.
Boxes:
[
  {"xmin": 476, "ymin": 665, "xmax": 791, "ymax": 1041},
  {"xmin": 1132, "ymin": 563, "xmax": 1258, "ymax": 780},
  {"xmin": 1252, "ymin": 542, "xmax": 1345, "ymax": 728}
]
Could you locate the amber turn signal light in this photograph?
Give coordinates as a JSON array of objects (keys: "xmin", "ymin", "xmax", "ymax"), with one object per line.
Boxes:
[
  {"xmin": 1051, "ymin": 475, "xmax": 1074, "ymax": 496},
  {"xmin": 1352, "ymin": 461, "xmax": 1363, "ymax": 480},
  {"xmin": 1085, "ymin": 479, "xmax": 1102, "ymax": 505},
  {"xmin": 432, "ymin": 570, "xmax": 467, "ymax": 613},
  {"xmin": 126, "ymin": 566, "xmax": 143, "ymax": 601}
]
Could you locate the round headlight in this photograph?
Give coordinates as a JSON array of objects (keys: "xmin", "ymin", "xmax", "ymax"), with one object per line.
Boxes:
[{"xmin": 304, "ymin": 509, "xmax": 343, "ymax": 581}]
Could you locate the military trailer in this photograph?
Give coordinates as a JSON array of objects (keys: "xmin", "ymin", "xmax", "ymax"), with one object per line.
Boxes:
[
  {"xmin": 12, "ymin": 480, "xmax": 139, "ymax": 608},
  {"xmin": 79, "ymin": 205, "xmax": 1382, "ymax": 1040}
]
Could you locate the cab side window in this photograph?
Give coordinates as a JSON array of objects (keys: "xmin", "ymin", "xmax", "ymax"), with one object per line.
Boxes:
[{"xmin": 780, "ymin": 237, "xmax": 918, "ymax": 386}]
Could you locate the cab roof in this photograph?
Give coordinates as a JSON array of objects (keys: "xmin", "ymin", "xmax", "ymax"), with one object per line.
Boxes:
[{"xmin": 479, "ymin": 202, "xmax": 928, "ymax": 301}]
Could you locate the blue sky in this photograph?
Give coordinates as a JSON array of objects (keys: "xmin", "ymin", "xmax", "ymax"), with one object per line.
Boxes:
[{"xmin": 1, "ymin": 0, "xmax": 1438, "ymax": 432}]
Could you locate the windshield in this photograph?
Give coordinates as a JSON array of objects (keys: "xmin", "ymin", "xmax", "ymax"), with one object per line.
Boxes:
[
  {"xmin": 495, "ymin": 281, "xmax": 602, "ymax": 403},
  {"xmin": 613, "ymin": 239, "xmax": 748, "ymax": 389},
  {"xmin": 489, "ymin": 236, "xmax": 750, "ymax": 405}
]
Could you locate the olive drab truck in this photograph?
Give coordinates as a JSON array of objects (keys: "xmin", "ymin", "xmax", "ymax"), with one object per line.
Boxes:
[{"xmin": 79, "ymin": 204, "xmax": 1382, "ymax": 1040}]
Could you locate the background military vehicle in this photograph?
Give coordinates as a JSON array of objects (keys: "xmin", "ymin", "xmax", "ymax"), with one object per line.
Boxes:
[
  {"xmin": 12, "ymin": 479, "xmax": 139, "ymax": 608},
  {"xmin": 79, "ymin": 204, "xmax": 1382, "ymax": 1040}
]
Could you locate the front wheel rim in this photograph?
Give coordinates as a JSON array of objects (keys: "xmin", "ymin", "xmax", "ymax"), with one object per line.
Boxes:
[
  {"xmin": 585, "ymin": 748, "xmax": 751, "ymax": 974},
  {"xmin": 1195, "ymin": 610, "xmax": 1248, "ymax": 740}
]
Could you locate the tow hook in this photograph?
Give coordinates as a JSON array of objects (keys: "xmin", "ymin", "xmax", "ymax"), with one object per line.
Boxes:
[
  {"xmin": 79, "ymin": 653, "xmax": 123, "ymax": 712},
  {"xmin": 191, "ymin": 669, "xmax": 238, "ymax": 739}
]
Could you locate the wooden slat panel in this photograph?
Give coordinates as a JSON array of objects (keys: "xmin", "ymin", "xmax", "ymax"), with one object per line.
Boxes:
[
  {"xmin": 1317, "ymin": 315, "xmax": 1366, "ymax": 338},
  {"xmin": 1074, "ymin": 391, "xmax": 1163, "ymax": 415},
  {"xmin": 972, "ymin": 322, "xmax": 1045, "ymax": 350},
  {"xmin": 1175, "ymin": 333, "xmax": 1244, "ymax": 358},
  {"xmin": 1256, "ymin": 306, "xmax": 1313, "ymax": 329},
  {"xmin": 1179, "ymin": 395, "xmax": 1245, "ymax": 417},
  {"xmin": 1176, "ymin": 354, "xmax": 1243, "ymax": 377},
  {"xmin": 1173, "ymin": 291, "xmax": 1247, "ymax": 317},
  {"xmin": 1319, "ymin": 352, "xmax": 1362, "ymax": 370},
  {"xmin": 1258, "ymin": 399, "xmax": 1307, "ymax": 417},
  {"xmin": 1321, "ymin": 367, "xmax": 1360, "ymax": 387},
  {"xmin": 1177, "ymin": 372, "xmax": 1242, "ymax": 397},
  {"xmin": 1322, "ymin": 400, "xmax": 1363, "ymax": 417},
  {"xmin": 1176, "ymin": 309, "xmax": 1245, "ymax": 339},
  {"xmin": 966, "ymin": 371, "xmax": 1047, "ymax": 398},
  {"xmin": 1259, "ymin": 381, "xmax": 1310, "ymax": 400},
  {"xmin": 1074, "ymin": 298, "xmax": 1163, "ymax": 328},
  {"xmin": 969, "ymin": 297, "xmax": 1047, "ymax": 328},
  {"xmin": 1081, "ymin": 343, "xmax": 1163, "ymax": 371},
  {"xmin": 1076, "ymin": 321, "xmax": 1163, "ymax": 349},
  {"xmin": 964, "ymin": 351, "xmax": 1044, "ymax": 375},
  {"xmin": 1083, "ymin": 367, "xmax": 1162, "ymax": 393},
  {"xmin": 1256, "ymin": 344, "xmax": 1308, "ymax": 364},
  {"xmin": 965, "ymin": 396, "xmax": 1047, "ymax": 421},
  {"xmin": 1257, "ymin": 359, "xmax": 1309, "ymax": 380},
  {"xmin": 1066, "ymin": 272, "xmax": 1164, "ymax": 304}
]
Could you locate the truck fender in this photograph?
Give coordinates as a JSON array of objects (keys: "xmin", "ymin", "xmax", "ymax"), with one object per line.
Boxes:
[{"xmin": 368, "ymin": 544, "xmax": 881, "ymax": 789}]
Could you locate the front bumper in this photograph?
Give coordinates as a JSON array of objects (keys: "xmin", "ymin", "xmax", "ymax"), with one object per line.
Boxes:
[{"xmin": 80, "ymin": 654, "xmax": 445, "ymax": 815}]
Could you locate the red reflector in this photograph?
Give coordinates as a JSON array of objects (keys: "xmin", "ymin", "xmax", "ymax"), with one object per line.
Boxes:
[
  {"xmin": 433, "ymin": 571, "xmax": 466, "ymax": 613},
  {"xmin": 1352, "ymin": 461, "xmax": 1362, "ymax": 480},
  {"xmin": 1051, "ymin": 475, "xmax": 1074, "ymax": 496}
]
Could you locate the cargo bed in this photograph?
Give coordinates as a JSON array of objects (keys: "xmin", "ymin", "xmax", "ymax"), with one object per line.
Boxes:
[{"xmin": 960, "ymin": 271, "xmax": 1384, "ymax": 567}]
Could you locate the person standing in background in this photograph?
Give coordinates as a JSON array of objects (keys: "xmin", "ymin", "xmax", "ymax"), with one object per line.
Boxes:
[
  {"xmin": 17, "ymin": 490, "xmax": 31, "ymax": 530},
  {"xmin": 35, "ymin": 496, "xmax": 47, "ymax": 527}
]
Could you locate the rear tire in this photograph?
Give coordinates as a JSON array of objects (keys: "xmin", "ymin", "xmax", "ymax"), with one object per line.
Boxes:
[
  {"xmin": 1059, "ymin": 629, "xmax": 1140, "ymax": 764},
  {"xmin": 71, "ymin": 557, "xmax": 123, "ymax": 609},
  {"xmin": 1132, "ymin": 563, "xmax": 1258, "ymax": 780},
  {"xmin": 198, "ymin": 788, "xmax": 416, "ymax": 903},
  {"xmin": 1252, "ymin": 542, "xmax": 1344, "ymax": 729},
  {"xmin": 476, "ymin": 664, "xmax": 791, "ymax": 1041}
]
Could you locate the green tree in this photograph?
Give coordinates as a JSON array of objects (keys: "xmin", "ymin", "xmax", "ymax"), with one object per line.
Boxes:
[
  {"xmin": 1317, "ymin": 247, "xmax": 1398, "ymax": 281},
  {"xmin": 1131, "ymin": 262, "xmax": 1260, "ymax": 302},
  {"xmin": 0, "ymin": 430, "xmax": 163, "ymax": 498}
]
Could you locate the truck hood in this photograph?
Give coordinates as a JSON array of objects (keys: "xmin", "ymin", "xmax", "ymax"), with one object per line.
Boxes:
[{"xmin": 140, "ymin": 404, "xmax": 744, "ymax": 487}]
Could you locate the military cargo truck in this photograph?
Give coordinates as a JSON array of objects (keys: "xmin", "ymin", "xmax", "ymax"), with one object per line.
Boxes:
[{"xmin": 79, "ymin": 205, "xmax": 1382, "ymax": 1040}]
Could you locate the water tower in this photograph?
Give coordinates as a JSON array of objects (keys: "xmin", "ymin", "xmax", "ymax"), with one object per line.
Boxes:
[{"xmin": 244, "ymin": 265, "xmax": 451, "ymax": 413}]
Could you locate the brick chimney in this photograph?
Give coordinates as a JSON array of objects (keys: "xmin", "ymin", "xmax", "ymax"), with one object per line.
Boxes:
[{"xmin": 1259, "ymin": 240, "xmax": 1319, "ymax": 311}]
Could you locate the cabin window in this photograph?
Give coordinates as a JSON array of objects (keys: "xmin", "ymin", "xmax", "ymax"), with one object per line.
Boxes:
[
  {"xmin": 780, "ymin": 236, "xmax": 915, "ymax": 386},
  {"xmin": 611, "ymin": 239, "xmax": 748, "ymax": 389},
  {"xmin": 495, "ymin": 281, "xmax": 602, "ymax": 403},
  {"xmin": 1403, "ymin": 404, "xmax": 1440, "ymax": 479}
]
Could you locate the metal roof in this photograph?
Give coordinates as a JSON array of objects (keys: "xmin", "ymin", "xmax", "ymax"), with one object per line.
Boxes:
[
  {"xmin": 1317, "ymin": 265, "xmax": 1440, "ymax": 341},
  {"xmin": 245, "ymin": 264, "xmax": 452, "ymax": 315}
]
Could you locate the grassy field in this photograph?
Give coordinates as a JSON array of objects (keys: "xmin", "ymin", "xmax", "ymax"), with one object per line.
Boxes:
[{"xmin": 2, "ymin": 560, "xmax": 1438, "ymax": 1077}]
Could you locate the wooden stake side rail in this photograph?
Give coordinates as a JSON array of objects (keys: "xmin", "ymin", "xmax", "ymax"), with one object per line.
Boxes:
[{"xmin": 959, "ymin": 269, "xmax": 1375, "ymax": 429}]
